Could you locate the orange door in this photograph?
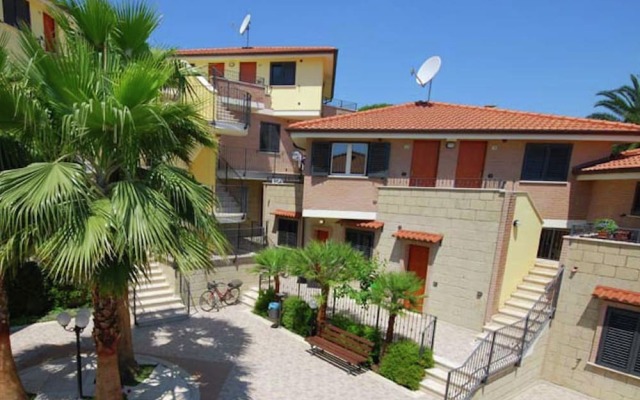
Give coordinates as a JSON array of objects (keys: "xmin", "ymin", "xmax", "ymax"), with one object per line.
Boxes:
[
  {"xmin": 208, "ymin": 63, "xmax": 225, "ymax": 79},
  {"xmin": 406, "ymin": 245, "xmax": 429, "ymax": 312},
  {"xmin": 455, "ymin": 141, "xmax": 487, "ymax": 188},
  {"xmin": 43, "ymin": 13, "xmax": 55, "ymax": 52},
  {"xmin": 315, "ymin": 230, "xmax": 329, "ymax": 242},
  {"xmin": 410, "ymin": 141, "xmax": 440, "ymax": 187},
  {"xmin": 239, "ymin": 62, "xmax": 257, "ymax": 84}
]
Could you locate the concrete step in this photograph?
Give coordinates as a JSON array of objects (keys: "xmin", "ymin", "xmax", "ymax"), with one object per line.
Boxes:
[
  {"xmin": 134, "ymin": 288, "xmax": 177, "ymax": 302},
  {"xmin": 523, "ymin": 275, "xmax": 553, "ymax": 285},
  {"xmin": 499, "ymin": 306, "xmax": 529, "ymax": 319},
  {"xmin": 133, "ymin": 296, "xmax": 184, "ymax": 310},
  {"xmin": 491, "ymin": 313, "xmax": 521, "ymax": 326},
  {"xmin": 512, "ymin": 290, "xmax": 542, "ymax": 302},
  {"xmin": 517, "ymin": 283, "xmax": 545, "ymax": 295},
  {"xmin": 133, "ymin": 282, "xmax": 171, "ymax": 292},
  {"xmin": 136, "ymin": 307, "xmax": 189, "ymax": 326},
  {"xmin": 505, "ymin": 297, "xmax": 537, "ymax": 311},
  {"xmin": 420, "ymin": 377, "xmax": 446, "ymax": 397},
  {"xmin": 530, "ymin": 267, "xmax": 558, "ymax": 278},
  {"xmin": 433, "ymin": 355, "xmax": 458, "ymax": 370},
  {"xmin": 535, "ymin": 259, "xmax": 559, "ymax": 269},
  {"xmin": 424, "ymin": 366, "xmax": 449, "ymax": 385}
]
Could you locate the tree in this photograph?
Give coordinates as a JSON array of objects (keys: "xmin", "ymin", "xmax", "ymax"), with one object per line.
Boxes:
[
  {"xmin": 0, "ymin": 1, "xmax": 228, "ymax": 397},
  {"xmin": 253, "ymin": 247, "xmax": 291, "ymax": 293},
  {"xmin": 369, "ymin": 271, "xmax": 424, "ymax": 354},
  {"xmin": 358, "ymin": 103, "xmax": 392, "ymax": 112},
  {"xmin": 289, "ymin": 241, "xmax": 373, "ymax": 325}
]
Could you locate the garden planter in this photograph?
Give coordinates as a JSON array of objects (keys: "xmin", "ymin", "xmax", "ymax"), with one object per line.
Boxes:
[{"xmin": 615, "ymin": 230, "xmax": 630, "ymax": 241}]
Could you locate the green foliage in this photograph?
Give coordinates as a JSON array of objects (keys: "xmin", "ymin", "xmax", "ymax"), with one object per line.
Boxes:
[
  {"xmin": 588, "ymin": 74, "xmax": 640, "ymax": 125},
  {"xmin": 379, "ymin": 340, "xmax": 434, "ymax": 390},
  {"xmin": 594, "ymin": 218, "xmax": 618, "ymax": 234},
  {"xmin": 370, "ymin": 271, "xmax": 424, "ymax": 316},
  {"xmin": 253, "ymin": 287, "xmax": 277, "ymax": 317},
  {"xmin": 281, "ymin": 296, "xmax": 313, "ymax": 336},
  {"xmin": 329, "ymin": 314, "xmax": 383, "ymax": 364},
  {"xmin": 358, "ymin": 103, "xmax": 392, "ymax": 112},
  {"xmin": 252, "ymin": 247, "xmax": 291, "ymax": 278}
]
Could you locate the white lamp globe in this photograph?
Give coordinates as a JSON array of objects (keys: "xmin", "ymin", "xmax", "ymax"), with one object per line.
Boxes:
[
  {"xmin": 75, "ymin": 309, "xmax": 91, "ymax": 329},
  {"xmin": 56, "ymin": 312, "xmax": 71, "ymax": 327}
]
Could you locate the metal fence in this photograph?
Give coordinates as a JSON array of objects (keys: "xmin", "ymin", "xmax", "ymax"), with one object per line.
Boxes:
[
  {"xmin": 444, "ymin": 266, "xmax": 564, "ymax": 400},
  {"xmin": 266, "ymin": 276, "xmax": 437, "ymax": 351},
  {"xmin": 570, "ymin": 223, "xmax": 640, "ymax": 243},
  {"xmin": 385, "ymin": 177, "xmax": 508, "ymax": 189},
  {"xmin": 222, "ymin": 225, "xmax": 267, "ymax": 256},
  {"xmin": 322, "ymin": 97, "xmax": 358, "ymax": 111}
]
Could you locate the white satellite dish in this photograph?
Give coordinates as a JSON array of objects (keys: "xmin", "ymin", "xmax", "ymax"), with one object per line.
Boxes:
[
  {"xmin": 412, "ymin": 56, "xmax": 442, "ymax": 102},
  {"xmin": 239, "ymin": 14, "xmax": 251, "ymax": 47}
]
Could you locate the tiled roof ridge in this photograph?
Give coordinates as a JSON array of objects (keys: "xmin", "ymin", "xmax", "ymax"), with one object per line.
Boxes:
[
  {"xmin": 288, "ymin": 102, "xmax": 406, "ymax": 129},
  {"xmin": 176, "ymin": 46, "xmax": 336, "ymax": 54}
]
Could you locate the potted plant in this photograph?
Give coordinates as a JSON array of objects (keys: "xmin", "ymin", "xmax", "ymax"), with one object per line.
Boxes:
[
  {"xmin": 615, "ymin": 229, "xmax": 631, "ymax": 241},
  {"xmin": 594, "ymin": 219, "xmax": 618, "ymax": 239}
]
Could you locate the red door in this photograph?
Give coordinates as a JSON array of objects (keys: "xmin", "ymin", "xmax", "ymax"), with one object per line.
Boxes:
[
  {"xmin": 239, "ymin": 62, "xmax": 257, "ymax": 84},
  {"xmin": 208, "ymin": 63, "xmax": 225, "ymax": 79},
  {"xmin": 43, "ymin": 13, "xmax": 55, "ymax": 52},
  {"xmin": 410, "ymin": 141, "xmax": 440, "ymax": 187},
  {"xmin": 406, "ymin": 245, "xmax": 429, "ymax": 312},
  {"xmin": 455, "ymin": 141, "xmax": 487, "ymax": 188},
  {"xmin": 315, "ymin": 230, "xmax": 329, "ymax": 242}
]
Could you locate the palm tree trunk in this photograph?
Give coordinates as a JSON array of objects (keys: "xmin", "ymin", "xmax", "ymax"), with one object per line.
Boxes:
[
  {"xmin": 316, "ymin": 284, "xmax": 330, "ymax": 325},
  {"xmin": 382, "ymin": 313, "xmax": 397, "ymax": 356},
  {"xmin": 0, "ymin": 278, "xmax": 27, "ymax": 400},
  {"xmin": 116, "ymin": 291, "xmax": 138, "ymax": 385},
  {"xmin": 92, "ymin": 287, "xmax": 122, "ymax": 400},
  {"xmin": 274, "ymin": 275, "xmax": 280, "ymax": 294}
]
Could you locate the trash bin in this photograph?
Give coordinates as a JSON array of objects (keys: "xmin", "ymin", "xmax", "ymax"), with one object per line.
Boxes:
[{"xmin": 268, "ymin": 302, "xmax": 281, "ymax": 326}]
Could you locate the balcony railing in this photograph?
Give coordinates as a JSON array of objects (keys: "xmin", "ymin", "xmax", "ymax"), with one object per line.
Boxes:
[
  {"xmin": 385, "ymin": 177, "xmax": 508, "ymax": 190},
  {"xmin": 218, "ymin": 145, "xmax": 303, "ymax": 182},
  {"xmin": 210, "ymin": 69, "xmax": 266, "ymax": 86},
  {"xmin": 212, "ymin": 73, "xmax": 270, "ymax": 109},
  {"xmin": 322, "ymin": 97, "xmax": 358, "ymax": 111},
  {"xmin": 188, "ymin": 76, "xmax": 251, "ymax": 129},
  {"xmin": 570, "ymin": 223, "xmax": 640, "ymax": 243}
]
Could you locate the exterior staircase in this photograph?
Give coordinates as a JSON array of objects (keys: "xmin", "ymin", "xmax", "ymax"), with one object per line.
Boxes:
[
  {"xmin": 240, "ymin": 286, "xmax": 260, "ymax": 309},
  {"xmin": 214, "ymin": 184, "xmax": 246, "ymax": 224},
  {"xmin": 130, "ymin": 261, "xmax": 189, "ymax": 325},
  {"xmin": 478, "ymin": 258, "xmax": 559, "ymax": 338},
  {"xmin": 420, "ymin": 355, "xmax": 458, "ymax": 398}
]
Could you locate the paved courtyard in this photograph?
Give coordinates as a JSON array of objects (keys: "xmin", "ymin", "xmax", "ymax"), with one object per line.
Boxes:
[{"xmin": 10, "ymin": 305, "xmax": 601, "ymax": 400}]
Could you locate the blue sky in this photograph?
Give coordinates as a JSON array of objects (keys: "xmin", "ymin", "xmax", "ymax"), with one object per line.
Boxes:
[{"xmin": 148, "ymin": 0, "xmax": 640, "ymax": 117}]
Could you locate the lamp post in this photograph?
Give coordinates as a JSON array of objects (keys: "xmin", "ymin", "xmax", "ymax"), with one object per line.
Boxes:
[
  {"xmin": 308, "ymin": 298, "xmax": 318, "ymax": 336},
  {"xmin": 57, "ymin": 308, "xmax": 91, "ymax": 399}
]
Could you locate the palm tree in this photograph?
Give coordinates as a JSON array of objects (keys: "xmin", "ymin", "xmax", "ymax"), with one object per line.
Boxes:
[
  {"xmin": 588, "ymin": 75, "xmax": 640, "ymax": 124},
  {"xmin": 369, "ymin": 271, "xmax": 424, "ymax": 354},
  {"xmin": 0, "ymin": 2, "xmax": 228, "ymax": 398},
  {"xmin": 289, "ymin": 241, "xmax": 373, "ymax": 325},
  {"xmin": 253, "ymin": 247, "xmax": 291, "ymax": 293}
]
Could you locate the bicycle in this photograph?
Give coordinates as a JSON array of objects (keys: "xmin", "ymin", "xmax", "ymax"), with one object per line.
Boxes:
[{"xmin": 199, "ymin": 279, "xmax": 243, "ymax": 312}]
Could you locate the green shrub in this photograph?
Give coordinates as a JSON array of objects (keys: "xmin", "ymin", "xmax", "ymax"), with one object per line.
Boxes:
[
  {"xmin": 379, "ymin": 340, "xmax": 433, "ymax": 390},
  {"xmin": 329, "ymin": 313, "xmax": 383, "ymax": 364},
  {"xmin": 253, "ymin": 287, "xmax": 277, "ymax": 317},
  {"xmin": 281, "ymin": 296, "xmax": 313, "ymax": 336}
]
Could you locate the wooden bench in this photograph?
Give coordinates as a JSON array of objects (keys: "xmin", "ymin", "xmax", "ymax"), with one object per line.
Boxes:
[{"xmin": 305, "ymin": 324, "xmax": 374, "ymax": 373}]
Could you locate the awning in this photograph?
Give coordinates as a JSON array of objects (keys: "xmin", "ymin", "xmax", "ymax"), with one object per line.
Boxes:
[
  {"xmin": 271, "ymin": 209, "xmax": 302, "ymax": 219},
  {"xmin": 593, "ymin": 285, "xmax": 640, "ymax": 307},
  {"xmin": 338, "ymin": 220, "xmax": 384, "ymax": 230},
  {"xmin": 393, "ymin": 230, "xmax": 443, "ymax": 244}
]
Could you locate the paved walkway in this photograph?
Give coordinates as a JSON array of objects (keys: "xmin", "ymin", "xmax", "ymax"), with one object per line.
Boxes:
[{"xmin": 510, "ymin": 381, "xmax": 599, "ymax": 400}]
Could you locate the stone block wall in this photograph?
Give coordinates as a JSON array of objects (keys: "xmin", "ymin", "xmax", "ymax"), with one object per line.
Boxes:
[
  {"xmin": 542, "ymin": 237, "xmax": 640, "ymax": 400},
  {"xmin": 376, "ymin": 187, "xmax": 506, "ymax": 331},
  {"xmin": 262, "ymin": 183, "xmax": 303, "ymax": 246}
]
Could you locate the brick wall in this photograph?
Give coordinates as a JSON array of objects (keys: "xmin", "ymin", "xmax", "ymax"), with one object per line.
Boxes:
[
  {"xmin": 376, "ymin": 187, "xmax": 506, "ymax": 331},
  {"xmin": 303, "ymin": 175, "xmax": 380, "ymax": 213},
  {"xmin": 586, "ymin": 179, "xmax": 640, "ymax": 229},
  {"xmin": 542, "ymin": 237, "xmax": 640, "ymax": 400},
  {"xmin": 262, "ymin": 183, "xmax": 303, "ymax": 246}
]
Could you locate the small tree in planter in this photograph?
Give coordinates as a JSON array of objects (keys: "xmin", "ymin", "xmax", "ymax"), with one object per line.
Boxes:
[
  {"xmin": 253, "ymin": 247, "xmax": 292, "ymax": 293},
  {"xmin": 369, "ymin": 271, "xmax": 424, "ymax": 355},
  {"xmin": 594, "ymin": 219, "xmax": 618, "ymax": 239},
  {"xmin": 289, "ymin": 241, "xmax": 374, "ymax": 325}
]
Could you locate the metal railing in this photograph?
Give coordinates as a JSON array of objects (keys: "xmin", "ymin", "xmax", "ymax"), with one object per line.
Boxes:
[
  {"xmin": 132, "ymin": 286, "xmax": 138, "ymax": 326},
  {"xmin": 221, "ymin": 224, "xmax": 267, "ymax": 256},
  {"xmin": 214, "ymin": 80, "xmax": 252, "ymax": 129},
  {"xmin": 177, "ymin": 269, "xmax": 192, "ymax": 317},
  {"xmin": 323, "ymin": 97, "xmax": 358, "ymax": 111},
  {"xmin": 444, "ymin": 266, "xmax": 564, "ymax": 400},
  {"xmin": 385, "ymin": 177, "xmax": 508, "ymax": 190},
  {"xmin": 214, "ymin": 184, "xmax": 248, "ymax": 215},
  {"xmin": 570, "ymin": 223, "xmax": 640, "ymax": 243},
  {"xmin": 217, "ymin": 145, "xmax": 303, "ymax": 182},
  {"xmin": 211, "ymin": 69, "xmax": 266, "ymax": 86}
]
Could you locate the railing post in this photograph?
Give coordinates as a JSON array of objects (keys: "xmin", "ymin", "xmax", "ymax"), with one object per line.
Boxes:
[
  {"xmin": 445, "ymin": 371, "xmax": 452, "ymax": 400},
  {"xmin": 483, "ymin": 331, "xmax": 497, "ymax": 383},
  {"xmin": 375, "ymin": 306, "xmax": 381, "ymax": 332},
  {"xmin": 133, "ymin": 287, "xmax": 138, "ymax": 326},
  {"xmin": 517, "ymin": 315, "xmax": 530, "ymax": 367},
  {"xmin": 243, "ymin": 147, "xmax": 247, "ymax": 176},
  {"xmin": 431, "ymin": 316, "xmax": 437, "ymax": 351},
  {"xmin": 332, "ymin": 288, "xmax": 337, "ymax": 317}
]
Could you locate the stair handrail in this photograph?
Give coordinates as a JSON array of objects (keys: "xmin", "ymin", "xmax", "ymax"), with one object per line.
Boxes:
[
  {"xmin": 444, "ymin": 265, "xmax": 564, "ymax": 400},
  {"xmin": 419, "ymin": 315, "xmax": 438, "ymax": 356},
  {"xmin": 133, "ymin": 286, "xmax": 138, "ymax": 326},
  {"xmin": 176, "ymin": 268, "xmax": 192, "ymax": 317}
]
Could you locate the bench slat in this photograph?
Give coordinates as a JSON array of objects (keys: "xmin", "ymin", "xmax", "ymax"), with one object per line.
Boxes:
[
  {"xmin": 323, "ymin": 325, "xmax": 374, "ymax": 347},
  {"xmin": 307, "ymin": 324, "xmax": 374, "ymax": 368},
  {"xmin": 319, "ymin": 329, "xmax": 372, "ymax": 357},
  {"xmin": 307, "ymin": 337, "xmax": 366, "ymax": 364}
]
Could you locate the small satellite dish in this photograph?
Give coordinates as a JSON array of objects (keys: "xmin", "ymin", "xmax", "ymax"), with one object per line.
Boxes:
[
  {"xmin": 411, "ymin": 56, "xmax": 442, "ymax": 102},
  {"xmin": 239, "ymin": 14, "xmax": 251, "ymax": 48}
]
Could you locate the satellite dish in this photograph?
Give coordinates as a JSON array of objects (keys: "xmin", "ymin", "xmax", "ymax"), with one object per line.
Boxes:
[
  {"xmin": 412, "ymin": 56, "xmax": 442, "ymax": 102},
  {"xmin": 239, "ymin": 14, "xmax": 251, "ymax": 48}
]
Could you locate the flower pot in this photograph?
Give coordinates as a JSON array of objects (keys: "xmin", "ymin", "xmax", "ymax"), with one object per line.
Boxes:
[
  {"xmin": 615, "ymin": 230, "xmax": 630, "ymax": 241},
  {"xmin": 597, "ymin": 231, "xmax": 609, "ymax": 239}
]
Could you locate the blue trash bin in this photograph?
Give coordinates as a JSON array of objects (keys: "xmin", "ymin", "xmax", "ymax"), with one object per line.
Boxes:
[{"xmin": 268, "ymin": 302, "xmax": 281, "ymax": 327}]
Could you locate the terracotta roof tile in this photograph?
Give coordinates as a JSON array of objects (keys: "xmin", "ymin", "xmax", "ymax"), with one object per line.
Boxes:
[
  {"xmin": 578, "ymin": 148, "xmax": 640, "ymax": 174},
  {"xmin": 593, "ymin": 285, "xmax": 640, "ymax": 307},
  {"xmin": 176, "ymin": 46, "xmax": 336, "ymax": 57},
  {"xmin": 393, "ymin": 229, "xmax": 443, "ymax": 244},
  {"xmin": 338, "ymin": 220, "xmax": 384, "ymax": 230},
  {"xmin": 288, "ymin": 101, "xmax": 640, "ymax": 134},
  {"xmin": 271, "ymin": 209, "xmax": 301, "ymax": 219}
]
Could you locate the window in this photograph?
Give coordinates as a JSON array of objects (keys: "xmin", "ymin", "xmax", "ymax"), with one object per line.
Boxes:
[
  {"xmin": 536, "ymin": 228, "xmax": 570, "ymax": 261},
  {"xmin": 259, "ymin": 122, "xmax": 280, "ymax": 153},
  {"xmin": 521, "ymin": 143, "xmax": 573, "ymax": 182},
  {"xmin": 270, "ymin": 62, "xmax": 296, "ymax": 85},
  {"xmin": 631, "ymin": 183, "xmax": 640, "ymax": 216},
  {"xmin": 277, "ymin": 219, "xmax": 299, "ymax": 247},
  {"xmin": 345, "ymin": 229, "xmax": 374, "ymax": 259},
  {"xmin": 331, "ymin": 143, "xmax": 368, "ymax": 175},
  {"xmin": 596, "ymin": 307, "xmax": 640, "ymax": 377},
  {"xmin": 2, "ymin": 0, "xmax": 30, "ymax": 28}
]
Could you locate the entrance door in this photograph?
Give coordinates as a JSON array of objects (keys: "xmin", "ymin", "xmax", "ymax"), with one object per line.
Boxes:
[
  {"xmin": 208, "ymin": 63, "xmax": 225, "ymax": 79},
  {"xmin": 239, "ymin": 62, "xmax": 257, "ymax": 84},
  {"xmin": 43, "ymin": 13, "xmax": 55, "ymax": 51},
  {"xmin": 406, "ymin": 245, "xmax": 429, "ymax": 312},
  {"xmin": 315, "ymin": 230, "xmax": 329, "ymax": 242},
  {"xmin": 410, "ymin": 141, "xmax": 440, "ymax": 187},
  {"xmin": 455, "ymin": 141, "xmax": 487, "ymax": 188}
]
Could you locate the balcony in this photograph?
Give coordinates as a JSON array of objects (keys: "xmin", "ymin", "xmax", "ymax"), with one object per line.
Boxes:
[
  {"xmin": 218, "ymin": 145, "xmax": 303, "ymax": 183},
  {"xmin": 211, "ymin": 72, "xmax": 271, "ymax": 110},
  {"xmin": 385, "ymin": 177, "xmax": 508, "ymax": 189},
  {"xmin": 570, "ymin": 223, "xmax": 640, "ymax": 244},
  {"xmin": 322, "ymin": 98, "xmax": 358, "ymax": 117}
]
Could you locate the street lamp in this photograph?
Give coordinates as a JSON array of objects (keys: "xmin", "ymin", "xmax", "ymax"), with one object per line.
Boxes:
[
  {"xmin": 308, "ymin": 298, "xmax": 318, "ymax": 335},
  {"xmin": 57, "ymin": 308, "xmax": 91, "ymax": 399}
]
